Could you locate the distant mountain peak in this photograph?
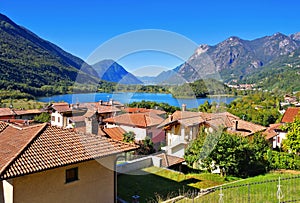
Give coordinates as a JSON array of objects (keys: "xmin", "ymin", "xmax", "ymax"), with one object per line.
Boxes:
[
  {"xmin": 174, "ymin": 32, "xmax": 300, "ymax": 83},
  {"xmin": 291, "ymin": 32, "xmax": 300, "ymax": 41},
  {"xmin": 92, "ymin": 60, "xmax": 143, "ymax": 84}
]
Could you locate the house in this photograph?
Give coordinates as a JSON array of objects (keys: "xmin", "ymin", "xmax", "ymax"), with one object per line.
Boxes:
[
  {"xmin": 75, "ymin": 100, "xmax": 122, "ymax": 124},
  {"xmin": 158, "ymin": 110, "xmax": 204, "ymax": 157},
  {"xmin": 281, "ymin": 107, "xmax": 300, "ymax": 123},
  {"xmin": 47, "ymin": 103, "xmax": 73, "ymax": 128},
  {"xmin": 0, "ymin": 108, "xmax": 16, "ymax": 120},
  {"xmin": 263, "ymin": 123, "xmax": 285, "ymax": 149},
  {"xmin": 158, "ymin": 106, "xmax": 266, "ymax": 158},
  {"xmin": 103, "ymin": 112, "xmax": 165, "ymax": 148},
  {"xmin": 13, "ymin": 109, "xmax": 44, "ymax": 120},
  {"xmin": 0, "ymin": 121, "xmax": 137, "ymax": 203},
  {"xmin": 264, "ymin": 107, "xmax": 300, "ymax": 149},
  {"xmin": 0, "ymin": 108, "xmax": 43, "ymax": 120}
]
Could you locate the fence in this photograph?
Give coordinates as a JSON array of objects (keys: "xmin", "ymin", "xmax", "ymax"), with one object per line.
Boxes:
[{"xmin": 176, "ymin": 175, "xmax": 300, "ymax": 203}]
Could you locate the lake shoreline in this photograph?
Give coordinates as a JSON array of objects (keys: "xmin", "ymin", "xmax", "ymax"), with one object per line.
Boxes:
[{"xmin": 38, "ymin": 92, "xmax": 236, "ymax": 109}]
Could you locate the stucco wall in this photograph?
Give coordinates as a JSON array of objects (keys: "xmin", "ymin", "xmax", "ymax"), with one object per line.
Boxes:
[
  {"xmin": 50, "ymin": 111, "xmax": 64, "ymax": 127},
  {"xmin": 12, "ymin": 157, "xmax": 115, "ymax": 203}
]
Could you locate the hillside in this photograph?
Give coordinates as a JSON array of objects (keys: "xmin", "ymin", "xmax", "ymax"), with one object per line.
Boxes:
[
  {"xmin": 92, "ymin": 59, "xmax": 143, "ymax": 84},
  {"xmin": 0, "ymin": 13, "xmax": 101, "ymax": 97},
  {"xmin": 243, "ymin": 49, "xmax": 300, "ymax": 92}
]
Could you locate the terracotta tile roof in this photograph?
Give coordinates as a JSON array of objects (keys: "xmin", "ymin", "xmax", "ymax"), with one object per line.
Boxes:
[
  {"xmin": 158, "ymin": 110, "xmax": 265, "ymax": 137},
  {"xmin": 0, "ymin": 122, "xmax": 8, "ymax": 132},
  {"xmin": 158, "ymin": 111, "xmax": 202, "ymax": 128},
  {"xmin": 263, "ymin": 123, "xmax": 283, "ymax": 140},
  {"xmin": 178, "ymin": 117, "xmax": 205, "ymax": 127},
  {"xmin": 14, "ymin": 109, "xmax": 43, "ymax": 115},
  {"xmin": 97, "ymin": 105, "xmax": 121, "ymax": 114},
  {"xmin": 124, "ymin": 108, "xmax": 149, "ymax": 113},
  {"xmin": 281, "ymin": 107, "xmax": 300, "ymax": 123},
  {"xmin": 0, "ymin": 122, "xmax": 138, "ymax": 180},
  {"xmin": 104, "ymin": 113, "xmax": 164, "ymax": 128},
  {"xmin": 172, "ymin": 111, "xmax": 201, "ymax": 120},
  {"xmin": 103, "ymin": 127, "xmax": 126, "ymax": 141},
  {"xmin": 51, "ymin": 103, "xmax": 72, "ymax": 113},
  {"xmin": 155, "ymin": 153, "xmax": 185, "ymax": 168},
  {"xmin": 123, "ymin": 108, "xmax": 166, "ymax": 116},
  {"xmin": 0, "ymin": 108, "xmax": 15, "ymax": 117},
  {"xmin": 74, "ymin": 126, "xmax": 110, "ymax": 136},
  {"xmin": 0, "ymin": 123, "xmax": 47, "ymax": 178},
  {"xmin": 227, "ymin": 120, "xmax": 266, "ymax": 137}
]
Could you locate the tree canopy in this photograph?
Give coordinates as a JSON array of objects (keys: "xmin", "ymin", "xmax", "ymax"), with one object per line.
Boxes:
[{"xmin": 184, "ymin": 130, "xmax": 270, "ymax": 177}]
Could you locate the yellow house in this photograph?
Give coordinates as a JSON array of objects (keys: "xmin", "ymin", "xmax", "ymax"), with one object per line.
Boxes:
[{"xmin": 0, "ymin": 121, "xmax": 137, "ymax": 203}]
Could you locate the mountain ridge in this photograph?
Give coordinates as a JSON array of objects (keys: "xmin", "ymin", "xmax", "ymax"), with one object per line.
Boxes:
[
  {"xmin": 0, "ymin": 13, "xmax": 104, "ymax": 97},
  {"xmin": 92, "ymin": 59, "xmax": 143, "ymax": 84}
]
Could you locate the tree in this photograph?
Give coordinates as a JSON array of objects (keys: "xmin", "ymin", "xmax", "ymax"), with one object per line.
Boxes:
[
  {"xmin": 123, "ymin": 131, "xmax": 136, "ymax": 143},
  {"xmin": 34, "ymin": 112, "xmax": 51, "ymax": 123},
  {"xmin": 198, "ymin": 101, "xmax": 211, "ymax": 112},
  {"xmin": 135, "ymin": 136, "xmax": 156, "ymax": 155},
  {"xmin": 185, "ymin": 130, "xmax": 270, "ymax": 177},
  {"xmin": 282, "ymin": 117, "xmax": 300, "ymax": 155}
]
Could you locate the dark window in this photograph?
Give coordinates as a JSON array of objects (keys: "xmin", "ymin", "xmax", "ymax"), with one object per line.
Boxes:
[
  {"xmin": 65, "ymin": 167, "xmax": 78, "ymax": 183},
  {"xmin": 58, "ymin": 117, "xmax": 60, "ymax": 123},
  {"xmin": 51, "ymin": 116, "xmax": 55, "ymax": 122}
]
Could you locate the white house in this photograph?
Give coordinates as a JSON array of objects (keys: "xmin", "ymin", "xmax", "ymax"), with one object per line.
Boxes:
[{"xmin": 103, "ymin": 112, "xmax": 165, "ymax": 147}]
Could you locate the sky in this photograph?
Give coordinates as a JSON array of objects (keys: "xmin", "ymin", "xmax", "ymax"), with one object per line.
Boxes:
[{"xmin": 1, "ymin": 0, "xmax": 300, "ymax": 76}]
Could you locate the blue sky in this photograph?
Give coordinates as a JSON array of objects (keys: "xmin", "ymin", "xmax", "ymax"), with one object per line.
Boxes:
[{"xmin": 1, "ymin": 0, "xmax": 300, "ymax": 76}]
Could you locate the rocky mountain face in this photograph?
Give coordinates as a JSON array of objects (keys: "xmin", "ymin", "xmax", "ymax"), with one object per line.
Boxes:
[
  {"xmin": 176, "ymin": 32, "xmax": 300, "ymax": 82},
  {"xmin": 92, "ymin": 59, "xmax": 143, "ymax": 84}
]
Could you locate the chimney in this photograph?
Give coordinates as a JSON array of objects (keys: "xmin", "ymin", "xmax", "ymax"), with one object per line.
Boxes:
[
  {"xmin": 181, "ymin": 104, "xmax": 186, "ymax": 112},
  {"xmin": 233, "ymin": 120, "xmax": 238, "ymax": 131},
  {"xmin": 85, "ymin": 112, "xmax": 98, "ymax": 135},
  {"xmin": 168, "ymin": 115, "xmax": 173, "ymax": 122},
  {"xmin": 109, "ymin": 99, "xmax": 114, "ymax": 106}
]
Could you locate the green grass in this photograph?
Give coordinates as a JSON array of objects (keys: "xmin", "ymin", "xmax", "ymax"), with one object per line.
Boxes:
[
  {"xmin": 177, "ymin": 170, "xmax": 300, "ymax": 203},
  {"xmin": 117, "ymin": 166, "xmax": 235, "ymax": 202},
  {"xmin": 0, "ymin": 99, "xmax": 46, "ymax": 109}
]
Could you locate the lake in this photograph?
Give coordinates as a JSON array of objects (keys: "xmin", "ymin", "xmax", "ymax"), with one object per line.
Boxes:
[{"xmin": 38, "ymin": 92, "xmax": 236, "ymax": 109}]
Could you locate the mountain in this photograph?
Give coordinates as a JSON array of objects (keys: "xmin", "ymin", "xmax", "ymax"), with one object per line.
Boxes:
[
  {"xmin": 137, "ymin": 65, "xmax": 185, "ymax": 85},
  {"xmin": 92, "ymin": 59, "xmax": 143, "ymax": 84},
  {"xmin": 243, "ymin": 48, "xmax": 300, "ymax": 92},
  {"xmin": 176, "ymin": 32, "xmax": 300, "ymax": 82},
  {"xmin": 0, "ymin": 13, "xmax": 101, "ymax": 97}
]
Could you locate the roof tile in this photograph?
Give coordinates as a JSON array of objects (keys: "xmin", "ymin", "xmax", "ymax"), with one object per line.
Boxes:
[
  {"xmin": 0, "ymin": 122, "xmax": 138, "ymax": 179},
  {"xmin": 281, "ymin": 107, "xmax": 300, "ymax": 123}
]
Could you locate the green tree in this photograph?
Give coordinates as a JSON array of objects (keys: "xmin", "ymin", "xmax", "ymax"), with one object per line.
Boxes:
[
  {"xmin": 123, "ymin": 131, "xmax": 136, "ymax": 143},
  {"xmin": 198, "ymin": 101, "xmax": 211, "ymax": 112},
  {"xmin": 282, "ymin": 117, "xmax": 300, "ymax": 154},
  {"xmin": 33, "ymin": 112, "xmax": 51, "ymax": 123},
  {"xmin": 185, "ymin": 130, "xmax": 270, "ymax": 177}
]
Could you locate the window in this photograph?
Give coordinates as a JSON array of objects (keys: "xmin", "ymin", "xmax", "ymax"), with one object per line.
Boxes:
[
  {"xmin": 57, "ymin": 117, "xmax": 60, "ymax": 123},
  {"xmin": 51, "ymin": 116, "xmax": 55, "ymax": 122},
  {"xmin": 65, "ymin": 167, "xmax": 78, "ymax": 183}
]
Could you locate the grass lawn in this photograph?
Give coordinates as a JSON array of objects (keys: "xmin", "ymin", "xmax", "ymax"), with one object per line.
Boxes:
[
  {"xmin": 117, "ymin": 166, "xmax": 237, "ymax": 202},
  {"xmin": 177, "ymin": 170, "xmax": 300, "ymax": 203},
  {"xmin": 1, "ymin": 99, "xmax": 46, "ymax": 109}
]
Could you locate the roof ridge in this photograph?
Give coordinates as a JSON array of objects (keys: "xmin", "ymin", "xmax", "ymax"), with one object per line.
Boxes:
[{"xmin": 0, "ymin": 123, "xmax": 48, "ymax": 177}]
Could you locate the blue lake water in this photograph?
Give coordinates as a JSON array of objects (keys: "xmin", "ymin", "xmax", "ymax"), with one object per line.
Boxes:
[{"xmin": 38, "ymin": 92, "xmax": 236, "ymax": 109}]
